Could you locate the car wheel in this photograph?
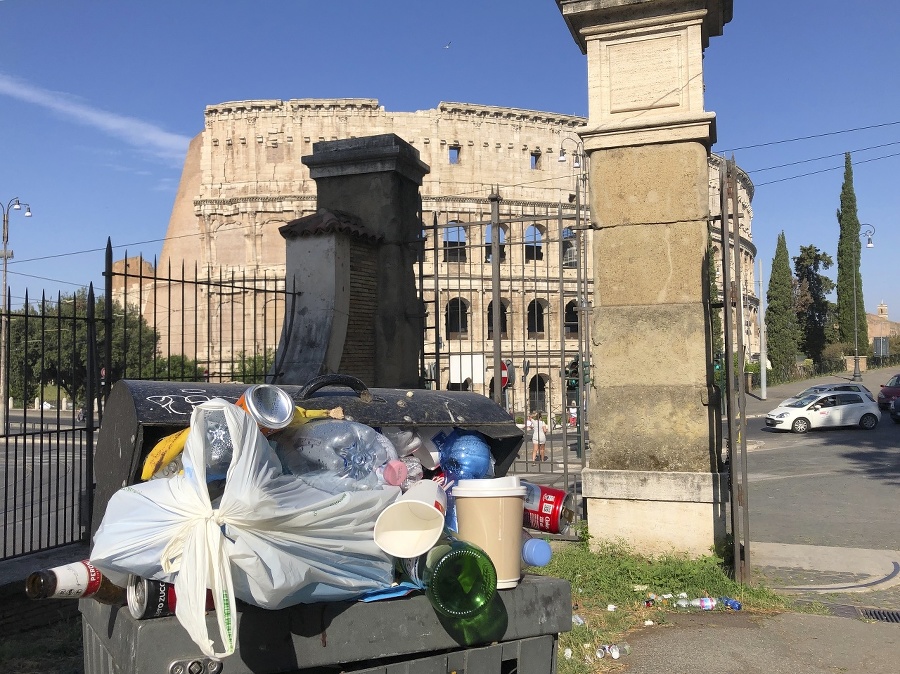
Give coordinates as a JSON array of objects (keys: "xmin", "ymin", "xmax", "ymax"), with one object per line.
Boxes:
[
  {"xmin": 859, "ymin": 413, "xmax": 878, "ymax": 430},
  {"xmin": 791, "ymin": 417, "xmax": 810, "ymax": 434}
]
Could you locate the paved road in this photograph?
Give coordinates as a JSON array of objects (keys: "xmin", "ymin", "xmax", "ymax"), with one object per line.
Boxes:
[{"xmin": 736, "ymin": 367, "xmax": 900, "ymax": 610}]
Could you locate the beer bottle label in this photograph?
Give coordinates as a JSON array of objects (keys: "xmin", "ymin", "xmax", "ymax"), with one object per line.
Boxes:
[{"xmin": 51, "ymin": 561, "xmax": 102, "ymax": 598}]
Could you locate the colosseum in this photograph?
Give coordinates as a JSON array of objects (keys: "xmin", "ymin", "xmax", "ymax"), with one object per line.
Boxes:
[{"xmin": 142, "ymin": 98, "xmax": 756, "ymax": 419}]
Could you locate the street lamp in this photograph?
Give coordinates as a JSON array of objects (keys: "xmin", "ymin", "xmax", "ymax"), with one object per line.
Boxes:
[
  {"xmin": 851, "ymin": 224, "xmax": 875, "ymax": 382},
  {"xmin": 1, "ymin": 197, "xmax": 32, "ymax": 434}
]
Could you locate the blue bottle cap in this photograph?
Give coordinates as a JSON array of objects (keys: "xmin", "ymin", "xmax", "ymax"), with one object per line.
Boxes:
[{"xmin": 522, "ymin": 538, "xmax": 552, "ymax": 567}]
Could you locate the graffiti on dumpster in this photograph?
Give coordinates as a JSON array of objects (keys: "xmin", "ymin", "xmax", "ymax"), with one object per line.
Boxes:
[{"xmin": 146, "ymin": 389, "xmax": 240, "ymax": 416}]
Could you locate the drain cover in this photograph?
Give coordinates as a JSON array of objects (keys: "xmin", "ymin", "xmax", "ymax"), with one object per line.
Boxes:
[{"xmin": 860, "ymin": 608, "xmax": 900, "ymax": 624}]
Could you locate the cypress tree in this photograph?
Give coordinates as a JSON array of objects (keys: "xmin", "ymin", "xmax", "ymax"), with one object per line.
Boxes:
[
  {"xmin": 765, "ymin": 231, "xmax": 800, "ymax": 376},
  {"xmin": 835, "ymin": 153, "xmax": 868, "ymax": 349}
]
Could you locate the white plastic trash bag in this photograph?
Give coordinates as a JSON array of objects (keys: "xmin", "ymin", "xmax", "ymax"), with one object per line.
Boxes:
[{"xmin": 90, "ymin": 398, "xmax": 399, "ymax": 659}]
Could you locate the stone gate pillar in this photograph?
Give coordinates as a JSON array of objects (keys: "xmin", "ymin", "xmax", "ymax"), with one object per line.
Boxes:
[{"xmin": 557, "ymin": 0, "xmax": 733, "ymax": 556}]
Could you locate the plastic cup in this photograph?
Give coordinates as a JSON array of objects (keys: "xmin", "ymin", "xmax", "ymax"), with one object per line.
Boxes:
[
  {"xmin": 374, "ymin": 479, "xmax": 448, "ymax": 559},
  {"xmin": 452, "ymin": 476, "xmax": 527, "ymax": 589}
]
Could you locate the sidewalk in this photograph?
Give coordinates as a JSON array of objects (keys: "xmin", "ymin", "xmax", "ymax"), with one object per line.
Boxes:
[{"xmin": 618, "ymin": 367, "xmax": 900, "ymax": 673}]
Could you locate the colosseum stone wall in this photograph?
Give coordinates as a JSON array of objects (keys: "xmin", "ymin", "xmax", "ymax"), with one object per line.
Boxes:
[{"xmin": 144, "ymin": 98, "xmax": 756, "ymax": 416}]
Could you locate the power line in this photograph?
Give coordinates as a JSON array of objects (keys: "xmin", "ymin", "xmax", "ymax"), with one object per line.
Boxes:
[
  {"xmin": 718, "ymin": 119, "xmax": 900, "ymax": 152},
  {"xmin": 754, "ymin": 150, "xmax": 900, "ymax": 187},
  {"xmin": 748, "ymin": 140, "xmax": 900, "ymax": 173}
]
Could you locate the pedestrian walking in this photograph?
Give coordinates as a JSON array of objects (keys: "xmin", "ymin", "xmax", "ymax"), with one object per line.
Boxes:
[{"xmin": 530, "ymin": 411, "xmax": 548, "ymax": 463}]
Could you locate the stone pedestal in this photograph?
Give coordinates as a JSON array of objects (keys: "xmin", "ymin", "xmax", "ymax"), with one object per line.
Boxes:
[
  {"xmin": 276, "ymin": 134, "xmax": 429, "ymax": 388},
  {"xmin": 557, "ymin": 0, "xmax": 732, "ymax": 556}
]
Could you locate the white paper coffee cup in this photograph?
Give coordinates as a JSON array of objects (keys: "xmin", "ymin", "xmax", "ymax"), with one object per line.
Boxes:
[
  {"xmin": 374, "ymin": 479, "xmax": 448, "ymax": 559},
  {"xmin": 453, "ymin": 476, "xmax": 527, "ymax": 589}
]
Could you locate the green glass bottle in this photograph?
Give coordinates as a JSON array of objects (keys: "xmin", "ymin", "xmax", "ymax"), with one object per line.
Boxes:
[{"xmin": 400, "ymin": 529, "xmax": 497, "ymax": 618}]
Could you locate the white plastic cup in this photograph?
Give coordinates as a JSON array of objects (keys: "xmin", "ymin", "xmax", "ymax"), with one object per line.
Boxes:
[
  {"xmin": 374, "ymin": 479, "xmax": 448, "ymax": 559},
  {"xmin": 452, "ymin": 476, "xmax": 527, "ymax": 589}
]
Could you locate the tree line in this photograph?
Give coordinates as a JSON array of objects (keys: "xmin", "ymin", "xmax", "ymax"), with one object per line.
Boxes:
[
  {"xmin": 764, "ymin": 153, "xmax": 895, "ymax": 378},
  {"xmin": 7, "ymin": 288, "xmax": 274, "ymax": 409}
]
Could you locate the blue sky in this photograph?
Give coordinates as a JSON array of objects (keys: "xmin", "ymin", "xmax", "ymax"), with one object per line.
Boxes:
[{"xmin": 0, "ymin": 0, "xmax": 897, "ymax": 321}]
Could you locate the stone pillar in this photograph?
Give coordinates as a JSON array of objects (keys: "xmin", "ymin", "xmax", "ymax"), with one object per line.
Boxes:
[
  {"xmin": 277, "ymin": 134, "xmax": 429, "ymax": 389},
  {"xmin": 557, "ymin": 0, "xmax": 732, "ymax": 556}
]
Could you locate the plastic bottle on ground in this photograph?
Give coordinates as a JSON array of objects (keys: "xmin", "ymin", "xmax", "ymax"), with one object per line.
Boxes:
[
  {"xmin": 691, "ymin": 597, "xmax": 717, "ymax": 610},
  {"xmin": 718, "ymin": 596, "xmax": 742, "ymax": 610}
]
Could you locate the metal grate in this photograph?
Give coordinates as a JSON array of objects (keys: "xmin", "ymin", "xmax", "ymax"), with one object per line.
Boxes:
[{"xmin": 860, "ymin": 608, "xmax": 900, "ymax": 624}]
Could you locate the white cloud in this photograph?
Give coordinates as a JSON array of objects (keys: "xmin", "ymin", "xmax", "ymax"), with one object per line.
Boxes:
[{"xmin": 0, "ymin": 72, "xmax": 191, "ymax": 162}]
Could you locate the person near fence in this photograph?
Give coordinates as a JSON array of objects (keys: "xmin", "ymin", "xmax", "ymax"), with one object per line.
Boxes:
[{"xmin": 530, "ymin": 411, "xmax": 548, "ymax": 463}]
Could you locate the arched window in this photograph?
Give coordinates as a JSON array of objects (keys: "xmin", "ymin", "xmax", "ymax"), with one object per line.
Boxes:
[
  {"xmin": 527, "ymin": 299, "xmax": 546, "ymax": 338},
  {"xmin": 484, "ymin": 224, "xmax": 507, "ymax": 263},
  {"xmin": 445, "ymin": 298, "xmax": 469, "ymax": 339},
  {"xmin": 564, "ymin": 301, "xmax": 579, "ymax": 338},
  {"xmin": 524, "ymin": 225, "xmax": 544, "ymax": 262},
  {"xmin": 486, "ymin": 300, "xmax": 509, "ymax": 340},
  {"xmin": 562, "ymin": 228, "xmax": 577, "ymax": 268},
  {"xmin": 528, "ymin": 375, "xmax": 548, "ymax": 415},
  {"xmin": 443, "ymin": 222, "xmax": 467, "ymax": 263}
]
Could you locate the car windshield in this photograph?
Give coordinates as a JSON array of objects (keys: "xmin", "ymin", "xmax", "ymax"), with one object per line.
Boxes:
[
  {"xmin": 789, "ymin": 387, "xmax": 826, "ymax": 399},
  {"xmin": 787, "ymin": 394, "xmax": 820, "ymax": 408},
  {"xmin": 888, "ymin": 375, "xmax": 900, "ymax": 387}
]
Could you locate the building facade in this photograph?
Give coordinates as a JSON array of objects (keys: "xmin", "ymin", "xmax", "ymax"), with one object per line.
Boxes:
[{"xmin": 145, "ymin": 99, "xmax": 756, "ymax": 417}]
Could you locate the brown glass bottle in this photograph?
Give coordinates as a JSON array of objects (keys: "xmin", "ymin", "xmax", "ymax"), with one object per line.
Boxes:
[{"xmin": 25, "ymin": 560, "xmax": 126, "ymax": 605}]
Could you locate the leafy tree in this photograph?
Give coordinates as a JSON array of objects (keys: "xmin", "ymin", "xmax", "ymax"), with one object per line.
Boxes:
[
  {"xmin": 232, "ymin": 349, "xmax": 276, "ymax": 384},
  {"xmin": 793, "ymin": 245, "xmax": 834, "ymax": 363},
  {"xmin": 835, "ymin": 153, "xmax": 868, "ymax": 350},
  {"xmin": 765, "ymin": 232, "xmax": 800, "ymax": 376},
  {"xmin": 7, "ymin": 290, "xmax": 176, "ymax": 406}
]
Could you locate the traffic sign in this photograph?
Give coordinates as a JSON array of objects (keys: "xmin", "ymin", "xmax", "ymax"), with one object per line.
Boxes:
[{"xmin": 500, "ymin": 360, "xmax": 509, "ymax": 389}]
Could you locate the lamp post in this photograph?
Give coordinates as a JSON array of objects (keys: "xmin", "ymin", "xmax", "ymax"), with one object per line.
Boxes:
[
  {"xmin": 1, "ymin": 198, "xmax": 32, "ymax": 434},
  {"xmin": 851, "ymin": 224, "xmax": 875, "ymax": 382}
]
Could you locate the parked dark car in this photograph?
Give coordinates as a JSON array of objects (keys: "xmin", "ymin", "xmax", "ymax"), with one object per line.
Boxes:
[
  {"xmin": 877, "ymin": 373, "xmax": 900, "ymax": 410},
  {"xmin": 890, "ymin": 398, "xmax": 900, "ymax": 424}
]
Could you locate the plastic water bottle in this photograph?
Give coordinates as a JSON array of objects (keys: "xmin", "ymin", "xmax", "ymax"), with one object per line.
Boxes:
[
  {"xmin": 399, "ymin": 455, "xmax": 424, "ymax": 491},
  {"xmin": 399, "ymin": 529, "xmax": 497, "ymax": 618},
  {"xmin": 521, "ymin": 530, "xmax": 552, "ymax": 567},
  {"xmin": 718, "ymin": 596, "xmax": 742, "ymax": 610},
  {"xmin": 691, "ymin": 597, "xmax": 717, "ymax": 610}
]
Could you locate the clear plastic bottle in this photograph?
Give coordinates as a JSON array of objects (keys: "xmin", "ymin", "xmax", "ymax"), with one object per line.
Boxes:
[
  {"xmin": 399, "ymin": 529, "xmax": 497, "ymax": 618},
  {"xmin": 399, "ymin": 455, "xmax": 424, "ymax": 491},
  {"xmin": 26, "ymin": 560, "xmax": 126, "ymax": 605},
  {"xmin": 691, "ymin": 597, "xmax": 717, "ymax": 610}
]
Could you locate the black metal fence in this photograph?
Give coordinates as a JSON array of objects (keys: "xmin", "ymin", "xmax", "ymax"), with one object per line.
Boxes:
[{"xmin": 0, "ymin": 241, "xmax": 290, "ymax": 560}]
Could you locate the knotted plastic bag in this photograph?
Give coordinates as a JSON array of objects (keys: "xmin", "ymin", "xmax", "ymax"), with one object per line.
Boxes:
[{"xmin": 90, "ymin": 399, "xmax": 399, "ymax": 659}]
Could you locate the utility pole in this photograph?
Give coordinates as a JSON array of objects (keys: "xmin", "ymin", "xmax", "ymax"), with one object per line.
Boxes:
[{"xmin": 490, "ymin": 188, "xmax": 503, "ymax": 405}]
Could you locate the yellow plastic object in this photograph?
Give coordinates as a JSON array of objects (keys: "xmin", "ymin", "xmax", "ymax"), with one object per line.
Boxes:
[{"xmin": 140, "ymin": 427, "xmax": 190, "ymax": 481}]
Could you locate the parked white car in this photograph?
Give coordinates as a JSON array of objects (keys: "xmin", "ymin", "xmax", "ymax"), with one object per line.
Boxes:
[
  {"xmin": 765, "ymin": 391, "xmax": 880, "ymax": 434},
  {"xmin": 778, "ymin": 382, "xmax": 874, "ymax": 406}
]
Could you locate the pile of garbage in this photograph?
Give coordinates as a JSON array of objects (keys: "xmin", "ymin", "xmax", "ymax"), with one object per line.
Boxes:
[{"xmin": 26, "ymin": 384, "xmax": 574, "ymax": 660}]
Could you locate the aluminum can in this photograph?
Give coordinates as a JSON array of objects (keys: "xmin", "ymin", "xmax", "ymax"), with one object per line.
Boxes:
[
  {"xmin": 127, "ymin": 575, "xmax": 214, "ymax": 620},
  {"xmin": 521, "ymin": 481, "xmax": 575, "ymax": 535},
  {"xmin": 235, "ymin": 384, "xmax": 295, "ymax": 435}
]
